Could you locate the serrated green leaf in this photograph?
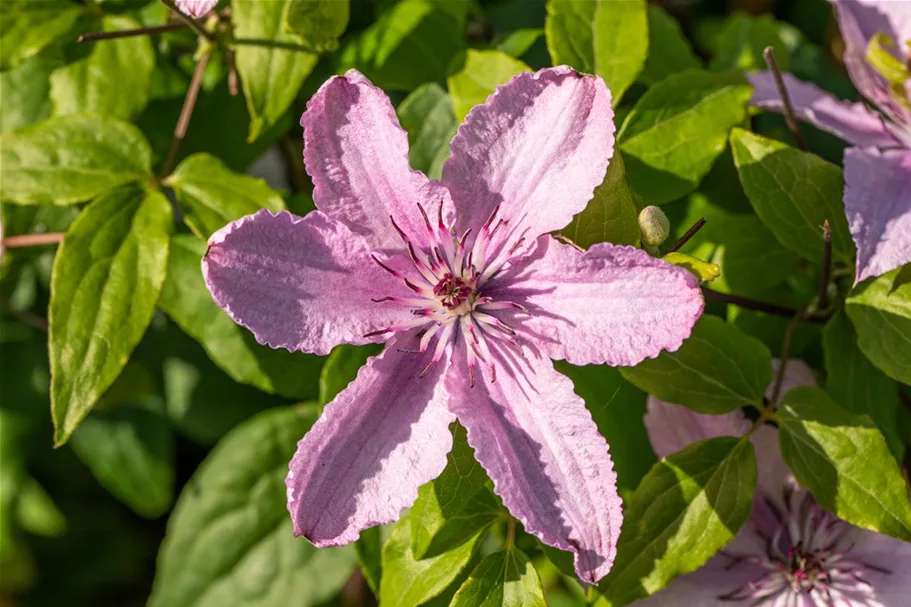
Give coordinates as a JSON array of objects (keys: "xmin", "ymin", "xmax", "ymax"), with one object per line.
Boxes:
[
  {"xmin": 233, "ymin": 0, "xmax": 318, "ymax": 141},
  {"xmin": 149, "ymin": 406, "xmax": 357, "ymax": 607},
  {"xmin": 619, "ymin": 70, "xmax": 752, "ymax": 205},
  {"xmin": 447, "ymin": 49, "xmax": 530, "ymax": 122},
  {"xmin": 450, "ymin": 547, "xmax": 546, "ymax": 607},
  {"xmin": 0, "ymin": 52, "xmax": 58, "ymax": 134},
  {"xmin": 0, "ymin": 0, "xmax": 83, "ymax": 70},
  {"xmin": 0, "ymin": 115, "xmax": 152, "ymax": 204},
  {"xmin": 562, "ymin": 151, "xmax": 640, "ymax": 248},
  {"xmin": 710, "ymin": 13, "xmax": 789, "ymax": 72},
  {"xmin": 621, "ymin": 315, "xmax": 772, "ymax": 414},
  {"xmin": 318, "ymin": 343, "xmax": 381, "ymax": 406},
  {"xmin": 285, "ymin": 0, "xmax": 349, "ymax": 53},
  {"xmin": 411, "ymin": 424, "xmax": 502, "ymax": 559},
  {"xmin": 159, "ymin": 235, "xmax": 322, "ymax": 400},
  {"xmin": 845, "ymin": 267, "xmax": 911, "ymax": 386},
  {"xmin": 778, "ymin": 386, "xmax": 911, "ymax": 542},
  {"xmin": 397, "ymin": 83, "xmax": 457, "ymax": 179},
  {"xmin": 166, "ymin": 153, "xmax": 285, "ymax": 239},
  {"xmin": 379, "ymin": 517, "xmax": 480, "ymax": 607},
  {"xmin": 545, "ymin": 0, "xmax": 647, "ymax": 104},
  {"xmin": 597, "ymin": 437, "xmax": 756, "ymax": 606},
  {"xmin": 638, "ymin": 6, "xmax": 701, "ymax": 85},
  {"xmin": 50, "ymin": 184, "xmax": 171, "ymax": 445},
  {"xmin": 730, "ymin": 128, "xmax": 854, "ymax": 264},
  {"xmin": 823, "ymin": 311, "xmax": 905, "ymax": 458},
  {"xmin": 49, "ymin": 15, "xmax": 154, "ymax": 120}
]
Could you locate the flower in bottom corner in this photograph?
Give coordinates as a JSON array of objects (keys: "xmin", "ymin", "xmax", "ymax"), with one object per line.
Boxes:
[
  {"xmin": 636, "ymin": 360, "xmax": 910, "ymax": 605},
  {"xmin": 172, "ymin": 0, "xmax": 218, "ymax": 19},
  {"xmin": 201, "ymin": 67, "xmax": 704, "ymax": 583}
]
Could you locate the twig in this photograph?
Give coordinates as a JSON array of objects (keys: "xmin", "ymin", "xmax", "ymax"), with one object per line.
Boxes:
[
  {"xmin": 665, "ymin": 217, "xmax": 706, "ymax": 253},
  {"xmin": 161, "ymin": 0, "xmax": 215, "ymax": 41},
  {"xmin": 763, "ymin": 46, "xmax": 807, "ymax": 151},
  {"xmin": 159, "ymin": 51, "xmax": 211, "ymax": 179},
  {"xmin": 78, "ymin": 22, "xmax": 188, "ymax": 43},
  {"xmin": 2, "ymin": 233, "xmax": 65, "ymax": 247},
  {"xmin": 769, "ymin": 309, "xmax": 804, "ymax": 407},
  {"xmin": 225, "ymin": 49, "xmax": 239, "ymax": 96},
  {"xmin": 818, "ymin": 220, "xmax": 832, "ymax": 311},
  {"xmin": 0, "ymin": 297, "xmax": 48, "ymax": 333}
]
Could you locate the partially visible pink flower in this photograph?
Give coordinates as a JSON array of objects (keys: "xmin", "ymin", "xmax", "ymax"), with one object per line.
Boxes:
[
  {"xmin": 172, "ymin": 0, "xmax": 218, "ymax": 18},
  {"xmin": 637, "ymin": 360, "xmax": 911, "ymax": 605},
  {"xmin": 747, "ymin": 1, "xmax": 911, "ymax": 284},
  {"xmin": 202, "ymin": 67, "xmax": 704, "ymax": 582}
]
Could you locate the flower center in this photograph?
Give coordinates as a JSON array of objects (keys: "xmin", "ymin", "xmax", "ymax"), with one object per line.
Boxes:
[{"xmin": 433, "ymin": 273, "xmax": 474, "ymax": 312}]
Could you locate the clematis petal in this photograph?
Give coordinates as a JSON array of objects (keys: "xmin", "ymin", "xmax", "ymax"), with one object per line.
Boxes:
[
  {"xmin": 445, "ymin": 346, "xmax": 623, "ymax": 583},
  {"xmin": 286, "ymin": 337, "xmax": 455, "ymax": 546},
  {"xmin": 301, "ymin": 70, "xmax": 452, "ymax": 252},
  {"xmin": 746, "ymin": 72, "xmax": 900, "ymax": 148},
  {"xmin": 644, "ymin": 399, "xmax": 752, "ymax": 460},
  {"xmin": 490, "ymin": 236, "xmax": 703, "ymax": 367},
  {"xmin": 174, "ymin": 0, "xmax": 219, "ymax": 18},
  {"xmin": 844, "ymin": 147, "xmax": 911, "ymax": 283},
  {"xmin": 845, "ymin": 526, "xmax": 911, "ymax": 603},
  {"xmin": 442, "ymin": 66, "xmax": 614, "ymax": 258},
  {"xmin": 203, "ymin": 209, "xmax": 410, "ymax": 355}
]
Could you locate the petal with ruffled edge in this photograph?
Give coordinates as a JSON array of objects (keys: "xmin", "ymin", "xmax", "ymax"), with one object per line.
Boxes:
[
  {"xmin": 746, "ymin": 72, "xmax": 900, "ymax": 148},
  {"xmin": 442, "ymin": 67, "xmax": 614, "ymax": 259},
  {"xmin": 489, "ymin": 236, "xmax": 703, "ymax": 367},
  {"xmin": 445, "ymin": 345, "xmax": 622, "ymax": 583},
  {"xmin": 203, "ymin": 209, "xmax": 411, "ymax": 355},
  {"xmin": 302, "ymin": 70, "xmax": 452, "ymax": 252},
  {"xmin": 844, "ymin": 147, "xmax": 911, "ymax": 283},
  {"xmin": 174, "ymin": 0, "xmax": 218, "ymax": 18},
  {"xmin": 286, "ymin": 337, "xmax": 455, "ymax": 546}
]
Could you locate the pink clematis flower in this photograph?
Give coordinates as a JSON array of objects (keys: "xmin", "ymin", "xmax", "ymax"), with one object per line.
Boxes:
[
  {"xmin": 637, "ymin": 360, "xmax": 911, "ymax": 605},
  {"xmin": 202, "ymin": 67, "xmax": 704, "ymax": 582},
  {"xmin": 748, "ymin": 0, "xmax": 911, "ymax": 284},
  {"xmin": 172, "ymin": 0, "xmax": 218, "ymax": 19}
]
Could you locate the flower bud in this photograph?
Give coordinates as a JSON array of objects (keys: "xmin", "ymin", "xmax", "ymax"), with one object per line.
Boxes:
[{"xmin": 638, "ymin": 206, "xmax": 670, "ymax": 247}]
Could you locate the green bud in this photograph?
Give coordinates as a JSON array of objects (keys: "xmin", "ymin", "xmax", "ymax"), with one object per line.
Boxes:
[{"xmin": 638, "ymin": 205, "xmax": 670, "ymax": 247}]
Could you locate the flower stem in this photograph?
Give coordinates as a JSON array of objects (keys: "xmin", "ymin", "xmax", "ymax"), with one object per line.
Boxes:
[
  {"xmin": 763, "ymin": 46, "xmax": 807, "ymax": 151},
  {"xmin": 665, "ymin": 217, "xmax": 706, "ymax": 253},
  {"xmin": 78, "ymin": 22, "xmax": 188, "ymax": 43},
  {"xmin": 817, "ymin": 220, "xmax": 833, "ymax": 311},
  {"xmin": 159, "ymin": 49, "xmax": 211, "ymax": 179},
  {"xmin": 2, "ymin": 233, "xmax": 65, "ymax": 248},
  {"xmin": 506, "ymin": 518, "xmax": 516, "ymax": 550},
  {"xmin": 768, "ymin": 308, "xmax": 805, "ymax": 407}
]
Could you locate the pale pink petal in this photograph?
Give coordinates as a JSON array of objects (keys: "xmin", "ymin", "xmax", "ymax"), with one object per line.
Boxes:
[
  {"xmin": 302, "ymin": 70, "xmax": 453, "ymax": 252},
  {"xmin": 445, "ymin": 345, "xmax": 622, "ymax": 583},
  {"xmin": 286, "ymin": 337, "xmax": 455, "ymax": 546},
  {"xmin": 203, "ymin": 209, "xmax": 410, "ymax": 355},
  {"xmin": 844, "ymin": 147, "xmax": 911, "ymax": 283},
  {"xmin": 847, "ymin": 527, "xmax": 911, "ymax": 604},
  {"xmin": 490, "ymin": 236, "xmax": 703, "ymax": 367},
  {"xmin": 644, "ymin": 399, "xmax": 752, "ymax": 460},
  {"xmin": 174, "ymin": 0, "xmax": 218, "ymax": 18},
  {"xmin": 746, "ymin": 72, "xmax": 900, "ymax": 147},
  {"xmin": 442, "ymin": 67, "xmax": 614, "ymax": 258}
]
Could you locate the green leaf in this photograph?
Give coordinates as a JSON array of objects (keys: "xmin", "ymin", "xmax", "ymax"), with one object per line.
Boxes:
[
  {"xmin": 545, "ymin": 0, "xmax": 648, "ymax": 104},
  {"xmin": 638, "ymin": 6, "xmax": 701, "ymax": 86},
  {"xmin": 447, "ymin": 49, "xmax": 530, "ymax": 122},
  {"xmin": 70, "ymin": 401, "xmax": 175, "ymax": 519},
  {"xmin": 619, "ymin": 70, "xmax": 752, "ymax": 205},
  {"xmin": 411, "ymin": 424, "xmax": 502, "ymax": 559},
  {"xmin": 597, "ymin": 437, "xmax": 756, "ymax": 606},
  {"xmin": 233, "ymin": 0, "xmax": 319, "ymax": 141},
  {"xmin": 0, "ymin": 0, "xmax": 83, "ymax": 70},
  {"xmin": 50, "ymin": 184, "xmax": 172, "ymax": 445},
  {"xmin": 397, "ymin": 83, "xmax": 458, "ymax": 180},
  {"xmin": 15, "ymin": 477, "xmax": 66, "ymax": 538},
  {"xmin": 823, "ymin": 311, "xmax": 905, "ymax": 458},
  {"xmin": 845, "ymin": 267, "xmax": 911, "ymax": 385},
  {"xmin": 149, "ymin": 405, "xmax": 357, "ymax": 607},
  {"xmin": 730, "ymin": 128, "xmax": 854, "ymax": 264},
  {"xmin": 318, "ymin": 343, "xmax": 381, "ymax": 406},
  {"xmin": 661, "ymin": 252, "xmax": 720, "ymax": 283},
  {"xmin": 166, "ymin": 153, "xmax": 285, "ymax": 239},
  {"xmin": 0, "ymin": 115, "xmax": 152, "ymax": 204},
  {"xmin": 285, "ymin": 0, "xmax": 349, "ymax": 53},
  {"xmin": 778, "ymin": 387, "xmax": 911, "ymax": 542},
  {"xmin": 355, "ymin": 525, "xmax": 385, "ymax": 594},
  {"xmin": 562, "ymin": 151, "xmax": 640, "ymax": 248},
  {"xmin": 338, "ymin": 0, "xmax": 466, "ymax": 92},
  {"xmin": 450, "ymin": 547, "xmax": 546, "ymax": 607},
  {"xmin": 0, "ymin": 52, "xmax": 58, "ymax": 134},
  {"xmin": 159, "ymin": 235, "xmax": 322, "ymax": 400},
  {"xmin": 49, "ymin": 15, "xmax": 154, "ymax": 120},
  {"xmin": 621, "ymin": 315, "xmax": 772, "ymax": 414},
  {"xmin": 710, "ymin": 13, "xmax": 789, "ymax": 72},
  {"xmin": 379, "ymin": 517, "xmax": 480, "ymax": 607}
]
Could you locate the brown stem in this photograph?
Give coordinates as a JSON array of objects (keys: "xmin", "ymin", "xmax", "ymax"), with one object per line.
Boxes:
[
  {"xmin": 78, "ymin": 22, "xmax": 188, "ymax": 43},
  {"xmin": 159, "ymin": 51, "xmax": 211, "ymax": 179},
  {"xmin": 161, "ymin": 0, "xmax": 215, "ymax": 41},
  {"xmin": 2, "ymin": 233, "xmax": 65, "ymax": 247},
  {"xmin": 0, "ymin": 297, "xmax": 48, "ymax": 333},
  {"xmin": 225, "ymin": 49, "xmax": 239, "ymax": 96},
  {"xmin": 769, "ymin": 309, "xmax": 805, "ymax": 407},
  {"xmin": 763, "ymin": 46, "xmax": 807, "ymax": 151},
  {"xmin": 818, "ymin": 220, "xmax": 833, "ymax": 311},
  {"xmin": 665, "ymin": 217, "xmax": 707, "ymax": 253}
]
